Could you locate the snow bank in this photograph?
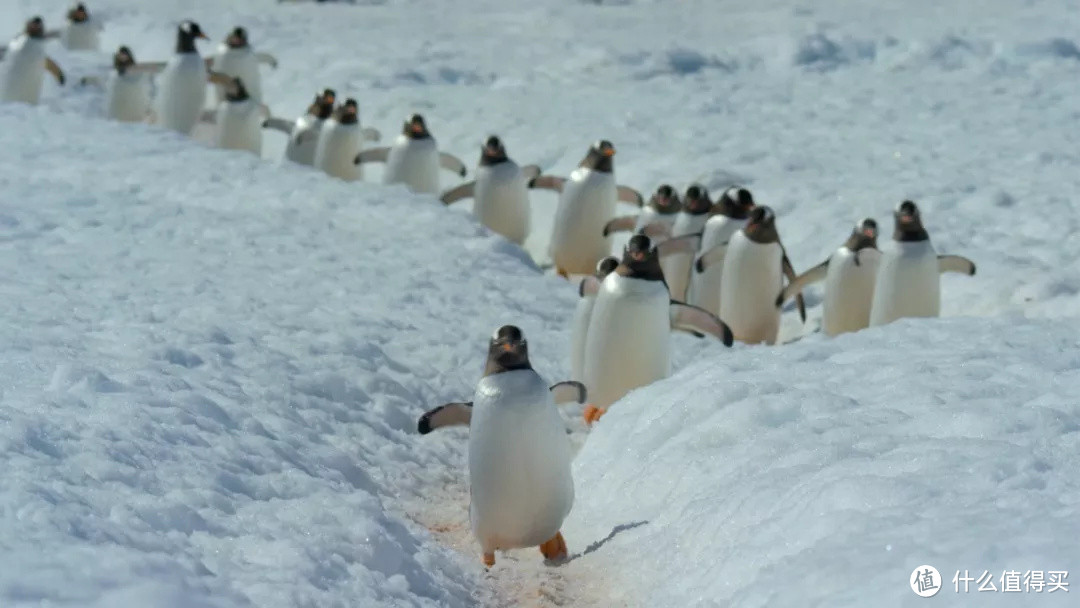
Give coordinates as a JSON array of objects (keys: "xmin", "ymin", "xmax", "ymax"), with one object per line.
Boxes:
[{"xmin": 565, "ymin": 316, "xmax": 1080, "ymax": 606}]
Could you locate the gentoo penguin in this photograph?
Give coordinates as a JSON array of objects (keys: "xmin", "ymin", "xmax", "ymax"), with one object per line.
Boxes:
[
  {"xmin": 148, "ymin": 21, "xmax": 231, "ymax": 134},
  {"xmin": 776, "ymin": 218, "xmax": 881, "ymax": 337},
  {"xmin": 313, "ymin": 98, "xmax": 368, "ymax": 181},
  {"xmin": 581, "ymin": 234, "xmax": 734, "ymax": 425},
  {"xmin": 530, "ymin": 141, "xmax": 645, "ymax": 278},
  {"xmin": 420, "ymin": 326, "xmax": 579, "ymax": 567},
  {"xmin": 206, "ymin": 26, "xmax": 278, "ymax": 104},
  {"xmin": 714, "ymin": 205, "xmax": 806, "ymax": 345},
  {"xmin": 102, "ymin": 46, "xmax": 151, "ymax": 122},
  {"xmin": 868, "ymin": 200, "xmax": 976, "ymax": 327},
  {"xmin": 0, "ymin": 17, "xmax": 65, "ymax": 105},
  {"xmin": 688, "ymin": 186, "xmax": 756, "ymax": 317},
  {"xmin": 602, "ymin": 184, "xmax": 682, "ymax": 241},
  {"xmin": 569, "ymin": 256, "xmax": 620, "ymax": 383},
  {"xmin": 263, "ymin": 89, "xmax": 376, "ymax": 167},
  {"xmin": 659, "ymin": 184, "xmax": 712, "ymax": 302},
  {"xmin": 354, "ymin": 114, "xmax": 468, "ymax": 195},
  {"xmin": 53, "ymin": 3, "xmax": 102, "ymax": 51},
  {"xmin": 199, "ymin": 77, "xmax": 270, "ymax": 154},
  {"xmin": 440, "ymin": 135, "xmax": 542, "ymax": 245}
]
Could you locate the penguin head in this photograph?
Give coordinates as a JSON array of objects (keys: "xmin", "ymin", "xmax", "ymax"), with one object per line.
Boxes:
[
  {"xmin": 114, "ymin": 46, "xmax": 135, "ymax": 72},
  {"xmin": 651, "ymin": 184, "xmax": 682, "ymax": 214},
  {"xmin": 595, "ymin": 256, "xmax": 620, "ymax": 279},
  {"xmin": 893, "ymin": 200, "xmax": 928, "ymax": 239},
  {"xmin": 895, "ymin": 200, "xmax": 920, "ymax": 225},
  {"xmin": 226, "ymin": 26, "xmax": 248, "ymax": 48},
  {"xmin": 684, "ymin": 184, "xmax": 712, "ymax": 214},
  {"xmin": 487, "ymin": 325, "xmax": 530, "ymax": 371},
  {"xmin": 224, "ymin": 77, "xmax": 250, "ymax": 102},
  {"xmin": 857, "ymin": 218, "xmax": 878, "ymax": 239},
  {"xmin": 313, "ymin": 89, "xmax": 336, "ymax": 119},
  {"xmin": 593, "ymin": 140, "xmax": 615, "ymax": 157},
  {"xmin": 624, "ymin": 233, "xmax": 658, "ymax": 264},
  {"xmin": 745, "ymin": 205, "xmax": 777, "ymax": 241},
  {"xmin": 337, "ymin": 98, "xmax": 359, "ymax": 123},
  {"xmin": 404, "ymin": 114, "xmax": 430, "ymax": 138},
  {"xmin": 25, "ymin": 16, "xmax": 46, "ymax": 38},
  {"xmin": 480, "ymin": 135, "xmax": 508, "ymax": 164},
  {"xmin": 580, "ymin": 140, "xmax": 616, "ymax": 172},
  {"xmin": 68, "ymin": 3, "xmax": 89, "ymax": 23},
  {"xmin": 847, "ymin": 217, "xmax": 878, "ymax": 250},
  {"xmin": 179, "ymin": 20, "xmax": 207, "ymax": 40}
]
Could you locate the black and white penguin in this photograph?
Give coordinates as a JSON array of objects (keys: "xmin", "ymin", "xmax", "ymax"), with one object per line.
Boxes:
[
  {"xmin": 689, "ymin": 186, "xmax": 756, "ymax": 317},
  {"xmin": 354, "ymin": 114, "xmax": 468, "ymax": 195},
  {"xmin": 206, "ymin": 26, "xmax": 277, "ymax": 104},
  {"xmin": 0, "ymin": 17, "xmax": 65, "ymax": 105},
  {"xmin": 601, "ymin": 184, "xmax": 682, "ymax": 241}
]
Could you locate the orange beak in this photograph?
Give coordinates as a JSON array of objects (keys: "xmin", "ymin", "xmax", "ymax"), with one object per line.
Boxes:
[
  {"xmin": 602, "ymin": 147, "xmax": 615, "ymax": 157},
  {"xmin": 410, "ymin": 123, "xmax": 424, "ymax": 134},
  {"xmin": 862, "ymin": 228, "xmax": 876, "ymax": 237},
  {"xmin": 197, "ymin": 32, "xmax": 208, "ymax": 40},
  {"xmin": 900, "ymin": 215, "xmax": 913, "ymax": 224},
  {"xmin": 500, "ymin": 342, "xmax": 514, "ymax": 352},
  {"xmin": 630, "ymin": 251, "xmax": 646, "ymax": 261}
]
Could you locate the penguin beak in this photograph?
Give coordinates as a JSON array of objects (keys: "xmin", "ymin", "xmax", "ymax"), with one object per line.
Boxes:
[
  {"xmin": 862, "ymin": 227, "xmax": 876, "ymax": 237},
  {"xmin": 630, "ymin": 250, "xmax": 646, "ymax": 261},
  {"xmin": 500, "ymin": 342, "xmax": 515, "ymax": 352},
  {"xmin": 601, "ymin": 147, "xmax": 615, "ymax": 157},
  {"xmin": 197, "ymin": 32, "xmax": 209, "ymax": 40},
  {"xmin": 410, "ymin": 123, "xmax": 424, "ymax": 134}
]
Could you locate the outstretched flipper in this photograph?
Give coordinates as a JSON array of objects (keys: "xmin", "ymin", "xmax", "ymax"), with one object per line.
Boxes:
[
  {"xmin": 780, "ymin": 251, "xmax": 807, "ymax": 323},
  {"xmin": 258, "ymin": 104, "xmax": 272, "ymax": 120},
  {"xmin": 694, "ymin": 242, "xmax": 729, "ymax": 273},
  {"xmin": 520, "ymin": 164, "xmax": 541, "ymax": 183},
  {"xmin": 354, "ymin": 147, "xmax": 390, "ymax": 165},
  {"xmin": 938, "ymin": 255, "xmax": 976, "ymax": 276},
  {"xmin": 207, "ymin": 71, "xmax": 233, "ymax": 86},
  {"xmin": 439, "ymin": 152, "xmax": 467, "ymax": 177},
  {"xmin": 657, "ymin": 233, "xmax": 702, "ymax": 259},
  {"xmin": 579, "ymin": 276, "xmax": 602, "ymax": 297},
  {"xmin": 44, "ymin": 29, "xmax": 61, "ymax": 39},
  {"xmin": 616, "ymin": 185, "xmax": 644, "ymax": 207},
  {"xmin": 44, "ymin": 57, "xmax": 65, "ymax": 85},
  {"xmin": 529, "ymin": 175, "xmax": 566, "ymax": 192},
  {"xmin": 361, "ymin": 127, "xmax": 381, "ymax": 142},
  {"xmin": 440, "ymin": 181, "xmax": 475, "ymax": 205},
  {"xmin": 78, "ymin": 75, "xmax": 103, "ymax": 88},
  {"xmin": 203, "ymin": 57, "xmax": 215, "ymax": 70},
  {"xmin": 639, "ymin": 221, "xmax": 673, "ymax": 241},
  {"xmin": 549, "ymin": 381, "xmax": 587, "ymax": 405},
  {"xmin": 776, "ymin": 259, "xmax": 829, "ymax": 307},
  {"xmin": 417, "ymin": 402, "xmax": 473, "ymax": 434},
  {"xmin": 602, "ymin": 215, "xmax": 637, "ymax": 237},
  {"xmin": 255, "ymin": 52, "xmax": 278, "ymax": 68},
  {"xmin": 670, "ymin": 301, "xmax": 734, "ymax": 346},
  {"xmin": 129, "ymin": 61, "xmax": 167, "ymax": 75},
  {"xmin": 198, "ymin": 109, "xmax": 217, "ymax": 124},
  {"xmin": 262, "ymin": 116, "xmax": 294, "ymax": 134}
]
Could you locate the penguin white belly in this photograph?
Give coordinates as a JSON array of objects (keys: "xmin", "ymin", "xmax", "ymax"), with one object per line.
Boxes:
[
  {"xmin": 155, "ymin": 54, "xmax": 208, "ymax": 134},
  {"xmin": 549, "ymin": 169, "xmax": 616, "ymax": 275},
  {"xmin": 212, "ymin": 47, "xmax": 261, "ymax": 102},
  {"xmin": 214, "ymin": 101, "xmax": 262, "ymax": 154},
  {"xmin": 719, "ymin": 232, "xmax": 783, "ymax": 345},
  {"xmin": 689, "ymin": 216, "xmax": 748, "ymax": 316},
  {"xmin": 822, "ymin": 248, "xmax": 881, "ymax": 336},
  {"xmin": 61, "ymin": 22, "xmax": 99, "ymax": 51},
  {"xmin": 284, "ymin": 115, "xmax": 323, "ymax": 166},
  {"xmin": 313, "ymin": 122, "xmax": 362, "ymax": 181},
  {"xmin": 105, "ymin": 73, "xmax": 151, "ymax": 123},
  {"xmin": 569, "ymin": 295, "xmax": 597, "ymax": 383},
  {"xmin": 383, "ymin": 137, "xmax": 440, "ymax": 194},
  {"xmin": 473, "ymin": 162, "xmax": 530, "ymax": 245},
  {"xmin": 660, "ymin": 212, "xmax": 709, "ymax": 302},
  {"xmin": 0, "ymin": 38, "xmax": 46, "ymax": 104},
  {"xmin": 869, "ymin": 241, "xmax": 940, "ymax": 326},
  {"xmin": 468, "ymin": 370, "xmax": 573, "ymax": 552},
  {"xmin": 582, "ymin": 274, "xmax": 671, "ymax": 409}
]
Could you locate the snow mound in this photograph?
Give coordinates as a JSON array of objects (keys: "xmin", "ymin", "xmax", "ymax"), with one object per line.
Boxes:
[{"xmin": 565, "ymin": 317, "xmax": 1080, "ymax": 607}]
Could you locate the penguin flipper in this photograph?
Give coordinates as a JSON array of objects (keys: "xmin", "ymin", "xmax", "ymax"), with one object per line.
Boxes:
[
  {"xmin": 255, "ymin": 52, "xmax": 279, "ymax": 68},
  {"xmin": 602, "ymin": 215, "xmax": 637, "ymax": 237},
  {"xmin": 417, "ymin": 402, "xmax": 473, "ymax": 434},
  {"xmin": 616, "ymin": 185, "xmax": 645, "ymax": 207},
  {"xmin": 639, "ymin": 220, "xmax": 673, "ymax": 241},
  {"xmin": 937, "ymin": 255, "xmax": 976, "ymax": 276},
  {"xmin": 670, "ymin": 300, "xmax": 734, "ymax": 346},
  {"xmin": 440, "ymin": 181, "xmax": 475, "ymax": 205},
  {"xmin": 780, "ymin": 250, "xmax": 807, "ymax": 323},
  {"xmin": 528, "ymin": 175, "xmax": 566, "ymax": 192},
  {"xmin": 657, "ymin": 233, "xmax": 702, "ymax": 259},
  {"xmin": 130, "ymin": 61, "xmax": 166, "ymax": 75},
  {"xmin": 579, "ymin": 276, "xmax": 601, "ymax": 297},
  {"xmin": 777, "ymin": 259, "xmax": 829, "ymax": 307},
  {"xmin": 208, "ymin": 71, "xmax": 234, "ymax": 86},
  {"xmin": 549, "ymin": 381, "xmax": 587, "ymax": 405},
  {"xmin": 438, "ymin": 152, "xmax": 468, "ymax": 177},
  {"xmin": 361, "ymin": 127, "xmax": 381, "ymax": 142},
  {"xmin": 78, "ymin": 75, "xmax": 103, "ymax": 88},
  {"xmin": 44, "ymin": 29, "xmax": 62, "ymax": 39},
  {"xmin": 263, "ymin": 117, "xmax": 293, "ymax": 134},
  {"xmin": 44, "ymin": 57, "xmax": 65, "ymax": 85},
  {"xmin": 520, "ymin": 165, "xmax": 542, "ymax": 183},
  {"xmin": 694, "ymin": 242, "xmax": 729, "ymax": 273},
  {"xmin": 354, "ymin": 147, "xmax": 390, "ymax": 165}
]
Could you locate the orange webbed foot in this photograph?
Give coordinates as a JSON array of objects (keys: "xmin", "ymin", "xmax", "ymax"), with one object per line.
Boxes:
[
  {"xmin": 482, "ymin": 552, "xmax": 495, "ymax": 567},
  {"xmin": 582, "ymin": 404, "xmax": 608, "ymax": 426},
  {"xmin": 539, "ymin": 531, "xmax": 568, "ymax": 562}
]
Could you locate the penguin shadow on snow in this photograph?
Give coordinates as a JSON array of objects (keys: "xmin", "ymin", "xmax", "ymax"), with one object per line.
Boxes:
[{"xmin": 563, "ymin": 519, "xmax": 649, "ymax": 564}]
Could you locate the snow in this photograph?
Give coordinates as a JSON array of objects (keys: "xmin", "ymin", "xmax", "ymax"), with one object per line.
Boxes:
[{"xmin": 1, "ymin": 0, "xmax": 1079, "ymax": 605}]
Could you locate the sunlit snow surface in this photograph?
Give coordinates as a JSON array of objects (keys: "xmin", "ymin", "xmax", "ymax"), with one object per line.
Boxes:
[{"xmin": 1, "ymin": 0, "xmax": 1079, "ymax": 606}]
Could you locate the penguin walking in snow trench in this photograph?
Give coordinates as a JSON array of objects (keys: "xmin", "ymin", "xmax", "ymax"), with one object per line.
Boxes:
[
  {"xmin": 264, "ymin": 89, "xmax": 375, "ymax": 166},
  {"xmin": 205, "ymin": 26, "xmax": 278, "ymax": 104},
  {"xmin": 78, "ymin": 46, "xmax": 153, "ymax": 123},
  {"xmin": 530, "ymin": 140, "xmax": 645, "ymax": 279},
  {"xmin": 198, "ymin": 77, "xmax": 270, "ymax": 155},
  {"xmin": 0, "ymin": 17, "xmax": 65, "ymax": 105},
  {"xmin": 354, "ymin": 113, "xmax": 467, "ymax": 195},
  {"xmin": 313, "ymin": 97, "xmax": 377, "ymax": 181},
  {"xmin": 687, "ymin": 186, "xmax": 756, "ymax": 318},
  {"xmin": 46, "ymin": 3, "xmax": 103, "ymax": 52},
  {"xmin": 602, "ymin": 184, "xmax": 682, "ymax": 242},
  {"xmin": 416, "ymin": 326, "xmax": 587, "ymax": 568},
  {"xmin": 440, "ymin": 135, "xmax": 543, "ymax": 246},
  {"xmin": 868, "ymin": 200, "xmax": 976, "ymax": 327}
]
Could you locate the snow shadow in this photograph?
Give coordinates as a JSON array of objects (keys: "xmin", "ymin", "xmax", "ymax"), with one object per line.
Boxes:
[{"xmin": 567, "ymin": 520, "xmax": 649, "ymax": 563}]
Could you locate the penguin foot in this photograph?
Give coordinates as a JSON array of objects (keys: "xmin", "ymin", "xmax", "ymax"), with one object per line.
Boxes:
[
  {"xmin": 482, "ymin": 552, "xmax": 495, "ymax": 568},
  {"xmin": 583, "ymin": 404, "xmax": 607, "ymax": 426},
  {"xmin": 539, "ymin": 531, "xmax": 568, "ymax": 562},
  {"xmin": 556, "ymin": 267, "xmax": 569, "ymax": 280}
]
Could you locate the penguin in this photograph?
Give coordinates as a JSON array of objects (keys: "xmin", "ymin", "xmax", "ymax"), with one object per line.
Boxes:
[
  {"xmin": 530, "ymin": 141, "xmax": 645, "ymax": 278},
  {"xmin": 264, "ymin": 89, "xmax": 378, "ymax": 167},
  {"xmin": 569, "ymin": 256, "xmax": 620, "ymax": 383},
  {"xmin": 775, "ymin": 218, "xmax": 881, "ymax": 337},
  {"xmin": 53, "ymin": 3, "xmax": 102, "ymax": 51},
  {"xmin": 581, "ymin": 234, "xmax": 734, "ymax": 425},
  {"xmin": 0, "ymin": 17, "xmax": 65, "ymax": 105},
  {"xmin": 713, "ymin": 205, "xmax": 806, "ymax": 345},
  {"xmin": 354, "ymin": 114, "xmax": 468, "ymax": 195},
  {"xmin": 206, "ymin": 27, "xmax": 277, "ymax": 104},
  {"xmin": 147, "ymin": 21, "xmax": 231, "ymax": 134},
  {"xmin": 440, "ymin": 135, "xmax": 542, "ymax": 245},
  {"xmin": 688, "ymin": 186, "xmax": 756, "ymax": 317},
  {"xmin": 102, "ymin": 46, "xmax": 151, "ymax": 123},
  {"xmin": 198, "ymin": 77, "xmax": 270, "ymax": 154},
  {"xmin": 658, "ymin": 184, "xmax": 712, "ymax": 302},
  {"xmin": 419, "ymin": 325, "xmax": 579, "ymax": 567},
  {"xmin": 313, "ymin": 98, "xmax": 378, "ymax": 181},
  {"xmin": 601, "ymin": 184, "xmax": 681, "ymax": 242},
  {"xmin": 868, "ymin": 200, "xmax": 976, "ymax": 327}
]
